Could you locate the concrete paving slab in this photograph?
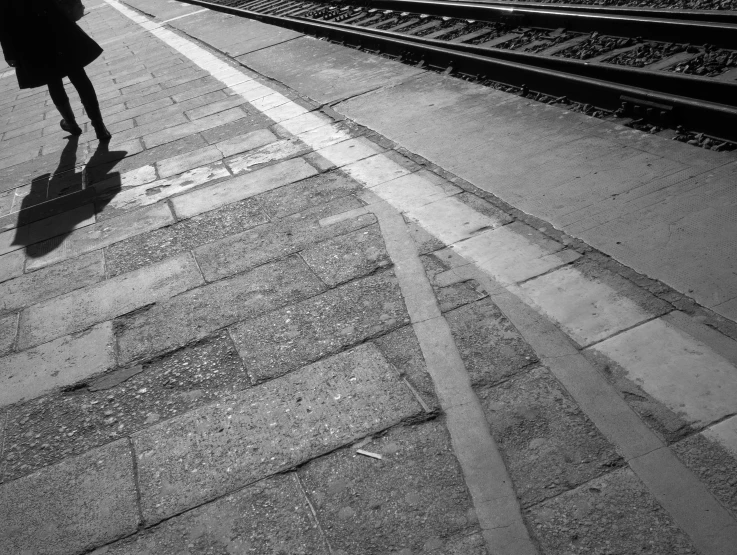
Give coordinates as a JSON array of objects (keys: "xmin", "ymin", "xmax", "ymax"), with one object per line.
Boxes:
[
  {"xmin": 589, "ymin": 318, "xmax": 737, "ymax": 429},
  {"xmin": 18, "ymin": 252, "xmax": 204, "ymax": 350},
  {"xmin": 0, "ymin": 204, "xmax": 96, "ymax": 257},
  {"xmin": 193, "ymin": 196, "xmax": 374, "ymax": 282},
  {"xmin": 2, "ymin": 330, "xmax": 247, "ymax": 482},
  {"xmin": 527, "ymin": 467, "xmax": 697, "ymax": 554},
  {"xmin": 201, "ymin": 110, "xmax": 274, "ymax": 144},
  {"xmin": 236, "ymin": 36, "xmax": 424, "ymax": 105},
  {"xmin": 421, "ymin": 254, "xmax": 487, "ymax": 314},
  {"xmin": 517, "ymin": 261, "xmax": 670, "ymax": 347},
  {"xmin": 373, "ymin": 324, "xmax": 439, "ymax": 411},
  {"xmin": 116, "ymin": 255, "xmax": 325, "ymax": 364},
  {"xmin": 262, "ymin": 100, "xmax": 311, "ymax": 123},
  {"xmin": 0, "ymin": 322, "xmax": 115, "ymax": 408},
  {"xmin": 100, "ymin": 162, "xmax": 231, "ymax": 220},
  {"xmin": 230, "ymin": 271, "xmax": 409, "ymax": 384},
  {"xmin": 133, "ymin": 343, "xmax": 422, "ymax": 524},
  {"xmin": 175, "ymin": 13, "xmax": 303, "ymax": 58},
  {"xmin": 0, "ymin": 251, "xmax": 105, "ymax": 316},
  {"xmin": 446, "ymin": 297, "xmax": 538, "ymax": 387},
  {"xmin": 105, "ymin": 197, "xmax": 267, "ymax": 278},
  {"xmin": 0, "ymin": 439, "xmax": 138, "ymax": 555},
  {"xmin": 92, "ymin": 474, "xmax": 325, "ymax": 554},
  {"xmin": 214, "ymin": 127, "xmax": 277, "ymax": 158},
  {"xmin": 143, "ymin": 106, "xmax": 248, "ymax": 148},
  {"xmin": 315, "ymin": 137, "xmax": 383, "ymax": 168},
  {"xmin": 225, "ymin": 138, "xmax": 309, "ymax": 174},
  {"xmin": 0, "ymin": 313, "xmax": 17, "ymax": 356},
  {"xmin": 479, "ymin": 366, "xmax": 622, "ymax": 509},
  {"xmin": 25, "ymin": 201, "xmax": 175, "ymax": 270},
  {"xmin": 453, "ymin": 221, "xmax": 578, "ymax": 286},
  {"xmin": 673, "ymin": 423, "xmax": 737, "ymax": 519},
  {"xmin": 300, "ymin": 224, "xmax": 391, "ymax": 286},
  {"xmin": 88, "ymin": 134, "xmax": 206, "ymax": 183},
  {"xmin": 124, "ymin": 0, "xmax": 203, "ymax": 21},
  {"xmin": 407, "ymin": 196, "xmax": 500, "ymax": 245},
  {"xmin": 300, "ymin": 420, "xmax": 484, "ymax": 554},
  {"xmin": 259, "ymin": 169, "xmax": 362, "ymax": 219},
  {"xmin": 277, "ymin": 111, "xmax": 333, "ymax": 136},
  {"xmin": 171, "ymin": 157, "xmax": 317, "ymax": 219},
  {"xmin": 0, "ymin": 250, "xmax": 25, "ymax": 284}
]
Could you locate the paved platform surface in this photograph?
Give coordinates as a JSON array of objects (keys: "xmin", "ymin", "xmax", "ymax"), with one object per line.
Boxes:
[{"xmin": 2, "ymin": 1, "xmax": 737, "ymax": 554}]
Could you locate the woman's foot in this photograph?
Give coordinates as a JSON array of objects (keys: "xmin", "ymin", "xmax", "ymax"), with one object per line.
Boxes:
[
  {"xmin": 91, "ymin": 120, "xmax": 111, "ymax": 141},
  {"xmin": 59, "ymin": 119, "xmax": 82, "ymax": 136}
]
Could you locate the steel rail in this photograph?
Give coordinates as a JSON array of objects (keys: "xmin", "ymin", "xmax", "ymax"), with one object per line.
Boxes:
[
  {"xmin": 178, "ymin": 0, "xmax": 737, "ymax": 141},
  {"xmin": 367, "ymin": 0, "xmax": 737, "ymax": 47},
  {"xmin": 389, "ymin": 0, "xmax": 737, "ymax": 24}
]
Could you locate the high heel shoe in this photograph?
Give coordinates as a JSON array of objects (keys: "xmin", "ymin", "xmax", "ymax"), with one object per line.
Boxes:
[
  {"xmin": 55, "ymin": 99, "xmax": 83, "ymax": 136},
  {"xmin": 59, "ymin": 119, "xmax": 83, "ymax": 135},
  {"xmin": 91, "ymin": 119, "xmax": 111, "ymax": 141}
]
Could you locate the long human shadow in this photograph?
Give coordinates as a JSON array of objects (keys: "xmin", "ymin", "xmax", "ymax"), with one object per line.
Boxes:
[{"xmin": 12, "ymin": 138, "xmax": 126, "ymax": 259}]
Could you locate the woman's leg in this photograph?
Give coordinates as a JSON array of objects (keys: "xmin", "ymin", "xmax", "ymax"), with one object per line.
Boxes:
[
  {"xmin": 67, "ymin": 67, "xmax": 110, "ymax": 140},
  {"xmin": 48, "ymin": 77, "xmax": 82, "ymax": 135}
]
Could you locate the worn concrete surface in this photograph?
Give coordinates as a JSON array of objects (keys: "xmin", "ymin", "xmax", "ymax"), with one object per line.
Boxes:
[
  {"xmin": 336, "ymin": 73, "xmax": 737, "ymax": 322},
  {"xmin": 1, "ymin": 1, "xmax": 737, "ymax": 553}
]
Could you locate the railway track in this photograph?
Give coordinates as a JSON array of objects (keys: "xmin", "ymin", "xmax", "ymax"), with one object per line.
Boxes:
[{"xmin": 178, "ymin": 0, "xmax": 737, "ymax": 144}]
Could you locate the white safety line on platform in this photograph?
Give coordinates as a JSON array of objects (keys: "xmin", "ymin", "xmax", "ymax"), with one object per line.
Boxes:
[
  {"xmin": 104, "ymin": 1, "xmax": 737, "ymax": 552},
  {"xmin": 160, "ymin": 8, "xmax": 208, "ymax": 24}
]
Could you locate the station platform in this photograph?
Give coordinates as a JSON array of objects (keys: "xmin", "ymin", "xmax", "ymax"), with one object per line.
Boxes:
[{"xmin": 1, "ymin": 1, "xmax": 737, "ymax": 554}]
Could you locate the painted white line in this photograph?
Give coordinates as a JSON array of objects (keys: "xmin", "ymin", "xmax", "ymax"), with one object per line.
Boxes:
[
  {"xmin": 589, "ymin": 318, "xmax": 737, "ymax": 428},
  {"xmin": 160, "ymin": 8, "xmax": 207, "ymax": 23},
  {"xmin": 515, "ymin": 265, "xmax": 654, "ymax": 347},
  {"xmin": 704, "ymin": 415, "xmax": 737, "ymax": 457}
]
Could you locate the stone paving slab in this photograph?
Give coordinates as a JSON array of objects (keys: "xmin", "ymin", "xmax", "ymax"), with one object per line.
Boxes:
[
  {"xmin": 25, "ymin": 201, "xmax": 174, "ymax": 270},
  {"xmin": 133, "ymin": 343, "xmax": 423, "ymax": 523},
  {"xmin": 0, "ymin": 313, "xmax": 17, "ymax": 356},
  {"xmin": 236, "ymin": 36, "xmax": 425, "ymax": 105},
  {"xmin": 526, "ymin": 468, "xmax": 697, "ymax": 555},
  {"xmin": 171, "ymin": 156, "xmax": 317, "ymax": 219},
  {"xmin": 104, "ymin": 196, "xmax": 267, "ymax": 277},
  {"xmin": 18, "ymin": 252, "xmax": 204, "ymax": 349},
  {"xmin": 299, "ymin": 419, "xmax": 485, "ymax": 554},
  {"xmin": 91, "ymin": 474, "xmax": 326, "ymax": 554},
  {"xmin": 231, "ymin": 270, "xmax": 409, "ymax": 383},
  {"xmin": 478, "ymin": 366, "xmax": 623, "ymax": 508},
  {"xmin": 446, "ymin": 298, "xmax": 538, "ymax": 387},
  {"xmin": 0, "ymin": 322, "xmax": 116, "ymax": 408},
  {"xmin": 0, "ymin": 251, "xmax": 105, "ymax": 316},
  {"xmin": 193, "ymin": 195, "xmax": 373, "ymax": 282},
  {"xmin": 0, "ymin": 439, "xmax": 138, "ymax": 555},
  {"xmin": 2, "ymin": 330, "xmax": 246, "ymax": 483},
  {"xmin": 115, "ymin": 255, "xmax": 325, "ymax": 364}
]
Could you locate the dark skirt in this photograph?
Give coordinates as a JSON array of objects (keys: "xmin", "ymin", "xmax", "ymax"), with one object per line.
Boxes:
[{"xmin": 0, "ymin": 0, "xmax": 103, "ymax": 89}]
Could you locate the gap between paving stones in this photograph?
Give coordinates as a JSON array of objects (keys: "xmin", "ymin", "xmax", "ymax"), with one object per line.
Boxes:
[{"xmin": 102, "ymin": 2, "xmax": 737, "ymax": 553}]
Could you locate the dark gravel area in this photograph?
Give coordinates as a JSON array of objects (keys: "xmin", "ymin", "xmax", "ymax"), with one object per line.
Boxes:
[
  {"xmin": 464, "ymin": 23, "xmax": 514, "ymax": 44},
  {"xmin": 605, "ymin": 41, "xmax": 687, "ymax": 67},
  {"xmin": 669, "ymin": 47, "xmax": 737, "ymax": 76},
  {"xmin": 554, "ymin": 33, "xmax": 636, "ymax": 60}
]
